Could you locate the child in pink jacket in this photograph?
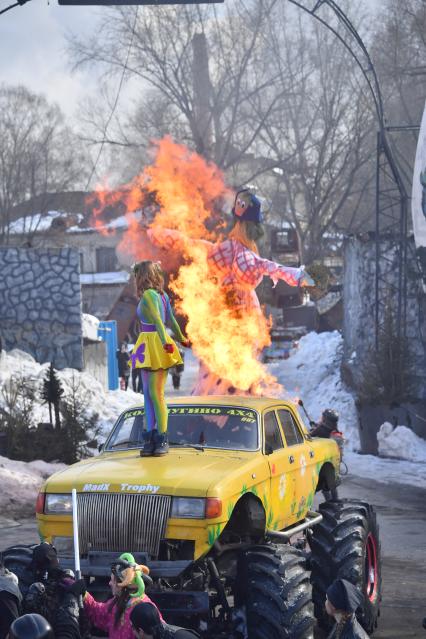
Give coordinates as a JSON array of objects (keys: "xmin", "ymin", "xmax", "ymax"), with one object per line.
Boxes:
[{"xmin": 84, "ymin": 552, "xmax": 161, "ymax": 639}]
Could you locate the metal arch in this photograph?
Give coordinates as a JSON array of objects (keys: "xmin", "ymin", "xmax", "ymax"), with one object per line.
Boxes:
[{"xmin": 286, "ymin": 0, "xmax": 409, "ymax": 348}]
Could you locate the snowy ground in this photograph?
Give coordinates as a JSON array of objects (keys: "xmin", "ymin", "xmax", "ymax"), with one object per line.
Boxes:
[
  {"xmin": 1, "ymin": 332, "xmax": 425, "ymax": 517},
  {"xmin": 268, "ymin": 331, "xmax": 360, "ymax": 451}
]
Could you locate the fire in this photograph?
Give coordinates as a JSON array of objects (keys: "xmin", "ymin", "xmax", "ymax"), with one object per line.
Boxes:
[{"xmin": 89, "ymin": 136, "xmax": 283, "ymax": 396}]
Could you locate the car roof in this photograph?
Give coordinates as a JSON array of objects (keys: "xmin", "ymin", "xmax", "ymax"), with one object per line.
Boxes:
[{"xmin": 125, "ymin": 395, "xmax": 298, "ymax": 413}]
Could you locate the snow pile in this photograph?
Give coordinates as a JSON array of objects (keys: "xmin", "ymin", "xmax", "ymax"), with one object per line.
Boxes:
[
  {"xmin": 377, "ymin": 422, "xmax": 426, "ymax": 463},
  {"xmin": 268, "ymin": 331, "xmax": 360, "ymax": 451},
  {"xmin": 0, "ymin": 455, "xmax": 66, "ymax": 517},
  {"xmin": 345, "ymin": 451, "xmax": 426, "ymax": 489},
  {"xmin": 0, "ymin": 348, "xmax": 142, "ymax": 437}
]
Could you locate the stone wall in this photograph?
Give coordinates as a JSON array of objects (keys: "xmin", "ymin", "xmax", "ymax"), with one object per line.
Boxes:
[
  {"xmin": 0, "ymin": 248, "xmax": 83, "ymax": 369},
  {"xmin": 343, "ymin": 236, "xmax": 426, "ymax": 401}
]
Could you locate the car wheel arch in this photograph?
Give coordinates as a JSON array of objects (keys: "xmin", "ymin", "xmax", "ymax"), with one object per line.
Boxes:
[
  {"xmin": 223, "ymin": 493, "xmax": 266, "ymax": 539},
  {"xmin": 316, "ymin": 462, "xmax": 336, "ymax": 492}
]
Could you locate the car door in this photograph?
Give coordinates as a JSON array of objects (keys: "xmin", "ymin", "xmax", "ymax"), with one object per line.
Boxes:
[
  {"xmin": 276, "ymin": 407, "xmax": 316, "ymax": 518},
  {"xmin": 263, "ymin": 410, "xmax": 300, "ymax": 530}
]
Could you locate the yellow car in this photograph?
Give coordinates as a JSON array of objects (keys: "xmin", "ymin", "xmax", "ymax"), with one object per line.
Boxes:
[{"xmin": 36, "ymin": 396, "xmax": 380, "ymax": 638}]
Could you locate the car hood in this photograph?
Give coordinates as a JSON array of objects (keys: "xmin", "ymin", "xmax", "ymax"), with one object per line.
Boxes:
[{"xmin": 43, "ymin": 448, "xmax": 262, "ymax": 498}]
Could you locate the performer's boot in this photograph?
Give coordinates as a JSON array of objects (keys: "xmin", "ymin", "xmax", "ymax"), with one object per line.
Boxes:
[
  {"xmin": 140, "ymin": 430, "xmax": 156, "ymax": 456},
  {"xmin": 153, "ymin": 431, "xmax": 169, "ymax": 456}
]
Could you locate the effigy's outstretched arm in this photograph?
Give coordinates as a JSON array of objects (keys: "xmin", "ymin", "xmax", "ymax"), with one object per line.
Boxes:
[{"xmin": 256, "ymin": 256, "xmax": 315, "ymax": 287}]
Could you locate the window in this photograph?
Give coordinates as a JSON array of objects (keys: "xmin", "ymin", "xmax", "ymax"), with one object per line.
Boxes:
[
  {"xmin": 277, "ymin": 410, "xmax": 304, "ymax": 446},
  {"xmin": 106, "ymin": 405, "xmax": 259, "ymax": 452},
  {"xmin": 96, "ymin": 247, "xmax": 118, "ymax": 272},
  {"xmin": 264, "ymin": 411, "xmax": 284, "ymax": 452}
]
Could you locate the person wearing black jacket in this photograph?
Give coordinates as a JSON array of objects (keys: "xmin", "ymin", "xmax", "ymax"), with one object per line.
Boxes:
[
  {"xmin": 310, "ymin": 408, "xmax": 339, "ymax": 438},
  {"xmin": 116, "ymin": 343, "xmax": 131, "ymax": 390},
  {"xmin": 325, "ymin": 579, "xmax": 370, "ymax": 639},
  {"xmin": 24, "ymin": 544, "xmax": 82, "ymax": 639},
  {"xmin": 130, "ymin": 602, "xmax": 200, "ymax": 639}
]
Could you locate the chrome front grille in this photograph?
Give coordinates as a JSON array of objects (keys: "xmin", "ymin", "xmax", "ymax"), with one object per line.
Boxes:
[{"xmin": 77, "ymin": 493, "xmax": 171, "ymax": 558}]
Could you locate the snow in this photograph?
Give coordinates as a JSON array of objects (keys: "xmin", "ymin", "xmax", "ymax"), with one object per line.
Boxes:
[
  {"xmin": 345, "ymin": 451, "xmax": 426, "ymax": 490},
  {"xmin": 68, "ymin": 210, "xmax": 143, "ymax": 234},
  {"xmin": 82, "ymin": 313, "xmax": 100, "ymax": 341},
  {"xmin": 268, "ymin": 331, "xmax": 360, "ymax": 451},
  {"xmin": 8, "ymin": 211, "xmax": 63, "ymax": 234},
  {"xmin": 0, "ymin": 455, "xmax": 66, "ymax": 516},
  {"xmin": 80, "ymin": 271, "xmax": 130, "ymax": 285},
  {"xmin": 377, "ymin": 422, "xmax": 426, "ymax": 463},
  {"xmin": 0, "ymin": 348, "xmax": 140, "ymax": 437}
]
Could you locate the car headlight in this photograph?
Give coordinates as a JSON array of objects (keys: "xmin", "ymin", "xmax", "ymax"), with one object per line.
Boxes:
[
  {"xmin": 52, "ymin": 536, "xmax": 74, "ymax": 556},
  {"xmin": 170, "ymin": 497, "xmax": 222, "ymax": 519},
  {"xmin": 45, "ymin": 494, "xmax": 73, "ymax": 515},
  {"xmin": 171, "ymin": 497, "xmax": 206, "ymax": 519}
]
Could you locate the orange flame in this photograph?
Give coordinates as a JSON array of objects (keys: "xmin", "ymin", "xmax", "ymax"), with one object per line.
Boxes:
[{"xmin": 88, "ymin": 136, "xmax": 283, "ymax": 396}]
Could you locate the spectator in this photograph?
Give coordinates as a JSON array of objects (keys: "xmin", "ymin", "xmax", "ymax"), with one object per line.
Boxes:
[
  {"xmin": 25, "ymin": 544, "xmax": 82, "ymax": 639},
  {"xmin": 325, "ymin": 578, "xmax": 369, "ymax": 638},
  {"xmin": 116, "ymin": 343, "xmax": 131, "ymax": 391},
  {"xmin": 81, "ymin": 552, "xmax": 160, "ymax": 639},
  {"xmin": 0, "ymin": 567, "xmax": 21, "ymax": 639},
  {"xmin": 130, "ymin": 602, "xmax": 200, "ymax": 639},
  {"xmin": 132, "ymin": 367, "xmax": 143, "ymax": 394},
  {"xmin": 310, "ymin": 408, "xmax": 340, "ymax": 438}
]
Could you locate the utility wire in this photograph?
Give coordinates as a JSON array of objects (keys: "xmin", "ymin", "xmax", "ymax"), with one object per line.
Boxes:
[
  {"xmin": 85, "ymin": 6, "xmax": 139, "ymax": 191},
  {"xmin": 0, "ymin": 0, "xmax": 30, "ymax": 17}
]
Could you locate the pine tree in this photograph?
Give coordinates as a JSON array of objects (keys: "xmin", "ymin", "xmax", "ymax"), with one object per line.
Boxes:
[
  {"xmin": 41, "ymin": 363, "xmax": 64, "ymax": 429},
  {"xmin": 60, "ymin": 374, "xmax": 100, "ymax": 464}
]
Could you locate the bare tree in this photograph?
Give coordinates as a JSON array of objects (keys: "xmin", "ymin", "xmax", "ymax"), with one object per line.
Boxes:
[
  {"xmin": 0, "ymin": 85, "xmax": 88, "ymax": 246},
  {"xmin": 70, "ymin": 0, "xmax": 285, "ymax": 173},
  {"xmin": 250, "ymin": 4, "xmax": 375, "ymax": 262},
  {"xmin": 372, "ymin": 0, "xmax": 426, "ymax": 191}
]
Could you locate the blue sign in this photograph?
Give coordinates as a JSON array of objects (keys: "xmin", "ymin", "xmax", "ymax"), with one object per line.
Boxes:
[{"xmin": 98, "ymin": 320, "xmax": 119, "ymax": 390}]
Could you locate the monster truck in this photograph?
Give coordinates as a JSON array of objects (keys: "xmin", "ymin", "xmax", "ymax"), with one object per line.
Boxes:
[{"xmin": 31, "ymin": 396, "xmax": 380, "ymax": 638}]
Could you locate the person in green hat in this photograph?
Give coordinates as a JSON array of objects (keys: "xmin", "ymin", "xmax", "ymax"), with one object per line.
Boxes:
[{"xmin": 77, "ymin": 552, "xmax": 161, "ymax": 639}]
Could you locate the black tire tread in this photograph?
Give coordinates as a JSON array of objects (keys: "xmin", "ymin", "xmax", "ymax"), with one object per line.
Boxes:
[
  {"xmin": 310, "ymin": 499, "xmax": 381, "ymax": 634},
  {"xmin": 238, "ymin": 543, "xmax": 314, "ymax": 639}
]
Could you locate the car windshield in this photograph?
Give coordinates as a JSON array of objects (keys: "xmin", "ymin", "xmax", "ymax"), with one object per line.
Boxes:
[{"xmin": 106, "ymin": 405, "xmax": 259, "ymax": 451}]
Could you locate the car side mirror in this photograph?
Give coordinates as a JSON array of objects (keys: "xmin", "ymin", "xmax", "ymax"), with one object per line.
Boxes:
[
  {"xmin": 98, "ymin": 443, "xmax": 104, "ymax": 453},
  {"xmin": 265, "ymin": 443, "xmax": 273, "ymax": 455}
]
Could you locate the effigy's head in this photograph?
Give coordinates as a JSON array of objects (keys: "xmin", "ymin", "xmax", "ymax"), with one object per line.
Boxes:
[
  {"xmin": 232, "ymin": 189, "xmax": 262, "ymax": 223},
  {"xmin": 133, "ymin": 260, "xmax": 164, "ymax": 296}
]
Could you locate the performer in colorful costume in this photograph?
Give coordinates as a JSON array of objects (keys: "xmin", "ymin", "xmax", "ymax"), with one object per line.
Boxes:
[
  {"xmin": 82, "ymin": 552, "xmax": 160, "ymax": 639},
  {"xmin": 147, "ymin": 189, "xmax": 314, "ymax": 394},
  {"xmin": 131, "ymin": 261, "xmax": 188, "ymax": 455}
]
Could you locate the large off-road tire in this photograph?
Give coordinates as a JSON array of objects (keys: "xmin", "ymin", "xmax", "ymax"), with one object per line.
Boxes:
[
  {"xmin": 235, "ymin": 544, "xmax": 315, "ymax": 639},
  {"xmin": 309, "ymin": 500, "xmax": 381, "ymax": 634}
]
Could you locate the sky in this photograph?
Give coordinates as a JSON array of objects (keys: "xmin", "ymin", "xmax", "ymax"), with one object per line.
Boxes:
[
  {"xmin": 1, "ymin": 0, "xmax": 101, "ymax": 116},
  {"xmin": 0, "ymin": 0, "xmax": 381, "ymax": 121}
]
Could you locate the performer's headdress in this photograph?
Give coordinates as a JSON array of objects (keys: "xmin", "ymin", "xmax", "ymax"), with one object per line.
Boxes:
[
  {"xmin": 111, "ymin": 552, "xmax": 150, "ymax": 598},
  {"xmin": 232, "ymin": 189, "xmax": 262, "ymax": 223}
]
